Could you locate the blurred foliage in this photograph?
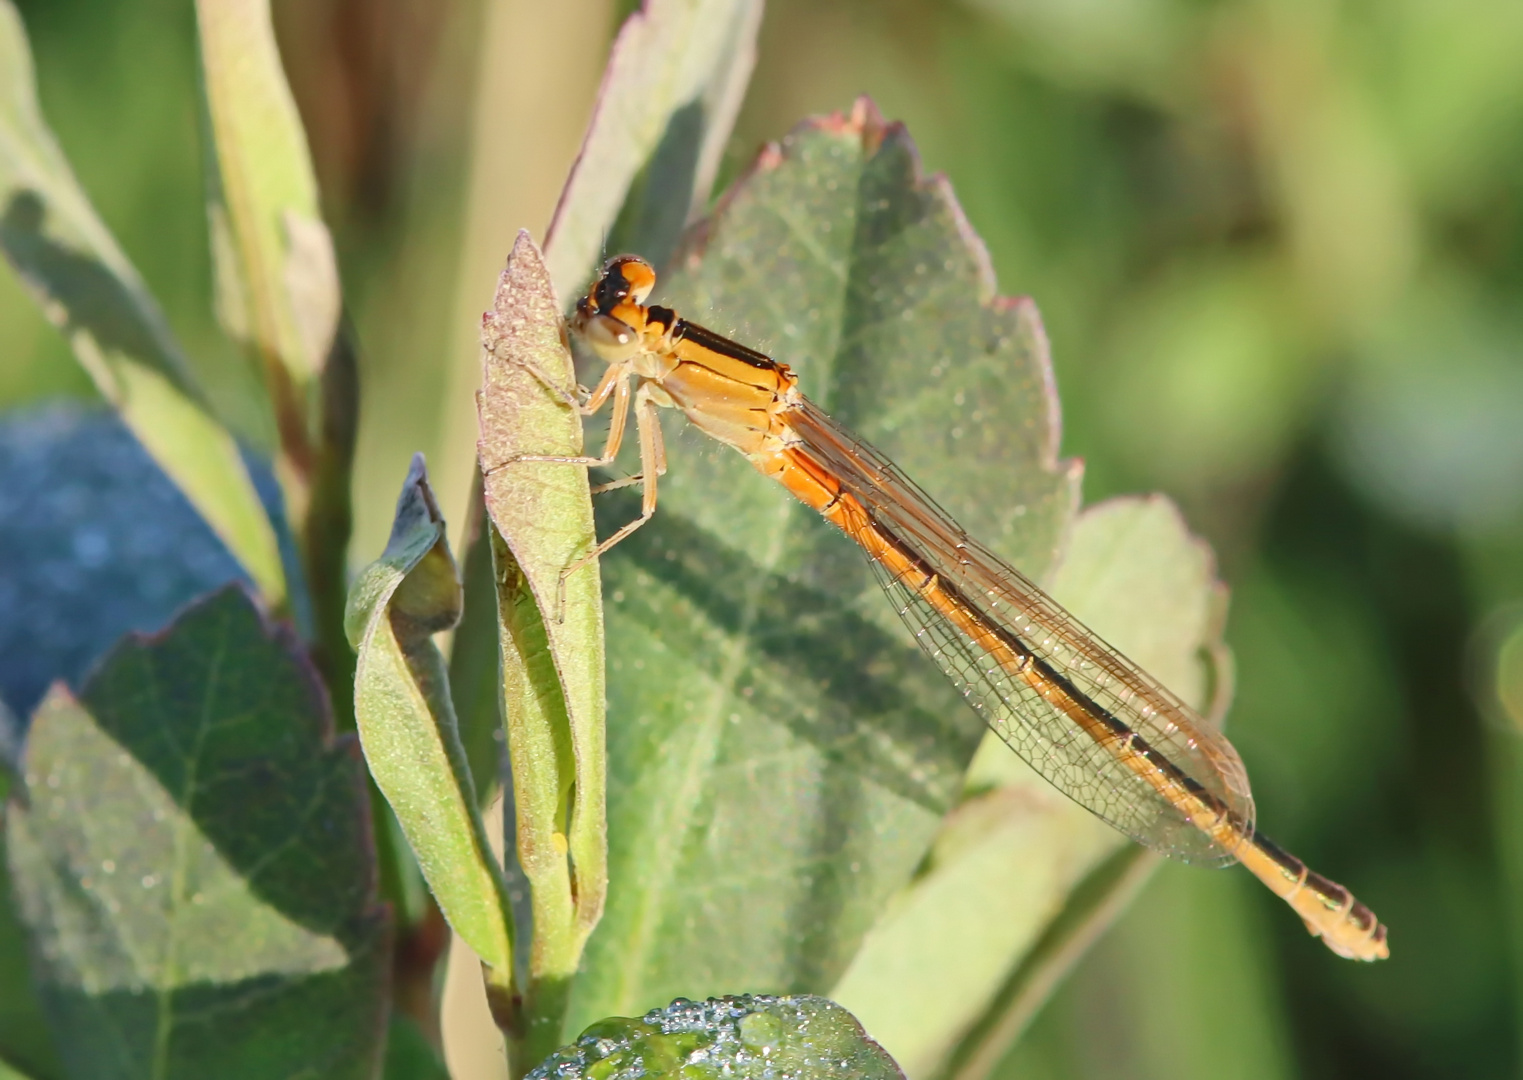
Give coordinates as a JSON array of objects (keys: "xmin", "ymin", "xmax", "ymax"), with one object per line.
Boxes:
[{"xmin": 2, "ymin": 0, "xmax": 1521, "ymax": 1078}]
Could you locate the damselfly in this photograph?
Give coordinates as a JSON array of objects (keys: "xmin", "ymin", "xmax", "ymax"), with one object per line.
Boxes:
[{"xmin": 503, "ymin": 254, "xmax": 1389, "ymax": 961}]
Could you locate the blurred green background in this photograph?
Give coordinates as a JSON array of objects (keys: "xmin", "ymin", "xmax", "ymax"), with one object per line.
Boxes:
[{"xmin": 5, "ymin": 0, "xmax": 1522, "ymax": 1077}]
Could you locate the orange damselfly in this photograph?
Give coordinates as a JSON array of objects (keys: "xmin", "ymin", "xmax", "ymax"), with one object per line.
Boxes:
[{"xmin": 505, "ymin": 253, "xmax": 1389, "ymax": 961}]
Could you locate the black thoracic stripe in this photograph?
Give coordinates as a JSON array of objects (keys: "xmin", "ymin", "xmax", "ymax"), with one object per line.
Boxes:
[
  {"xmin": 860, "ymin": 498, "xmax": 1229, "ymax": 823},
  {"xmin": 675, "ymin": 317, "xmax": 777, "ymax": 370},
  {"xmin": 645, "ymin": 305, "xmax": 676, "ymax": 332}
]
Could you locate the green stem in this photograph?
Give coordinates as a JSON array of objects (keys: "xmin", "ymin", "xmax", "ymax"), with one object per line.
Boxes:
[
  {"xmin": 304, "ymin": 319, "xmax": 360, "ymax": 729},
  {"xmin": 509, "ymin": 973, "xmax": 573, "ymax": 1080}
]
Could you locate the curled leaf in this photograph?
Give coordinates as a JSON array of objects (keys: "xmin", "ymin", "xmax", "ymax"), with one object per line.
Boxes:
[{"xmin": 347, "ymin": 455, "xmax": 512, "ymax": 974}]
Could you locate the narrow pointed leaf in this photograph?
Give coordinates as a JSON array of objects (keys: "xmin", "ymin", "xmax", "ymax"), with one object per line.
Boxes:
[
  {"xmin": 196, "ymin": 0, "xmax": 340, "ymax": 449},
  {"xmin": 6, "ymin": 586, "xmax": 389, "ymax": 1079},
  {"xmin": 347, "ymin": 455, "xmax": 512, "ymax": 973},
  {"xmin": 530, "ymin": 995, "xmax": 904, "ymax": 1080},
  {"xmin": 476, "ymin": 233, "xmax": 606, "ymax": 1056},
  {"xmin": 831, "ymin": 495, "xmax": 1229, "ymax": 1077},
  {"xmin": 568, "ymin": 98, "xmax": 1080, "ymax": 1030},
  {"xmin": 0, "ymin": 1, "xmax": 283, "ymax": 603},
  {"xmin": 543, "ymin": 0, "xmax": 764, "ymax": 296}
]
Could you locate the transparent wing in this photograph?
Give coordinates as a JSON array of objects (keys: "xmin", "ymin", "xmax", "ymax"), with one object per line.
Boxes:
[{"xmin": 788, "ymin": 399, "xmax": 1254, "ymax": 866}]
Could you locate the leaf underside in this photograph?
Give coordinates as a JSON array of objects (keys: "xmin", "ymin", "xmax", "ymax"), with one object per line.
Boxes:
[{"xmin": 348, "ymin": 455, "xmax": 512, "ymax": 974}]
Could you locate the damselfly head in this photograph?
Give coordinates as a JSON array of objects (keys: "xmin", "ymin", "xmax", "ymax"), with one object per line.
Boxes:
[{"xmin": 571, "ymin": 256, "xmax": 656, "ymax": 362}]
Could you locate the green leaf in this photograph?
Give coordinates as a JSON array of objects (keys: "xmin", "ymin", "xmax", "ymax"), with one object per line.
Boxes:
[
  {"xmin": 383, "ymin": 1014, "xmax": 451, "ymax": 1080},
  {"xmin": 0, "ymin": 1057, "xmax": 39, "ymax": 1080},
  {"xmin": 347, "ymin": 455, "xmax": 512, "ymax": 974},
  {"xmin": 543, "ymin": 0, "xmax": 764, "ymax": 296},
  {"xmin": 0, "ymin": 786, "xmax": 61, "ymax": 1080},
  {"xmin": 476, "ymin": 232, "xmax": 606, "ymax": 1058},
  {"xmin": 831, "ymin": 495, "xmax": 1229, "ymax": 1078},
  {"xmin": 0, "ymin": 696, "xmax": 20, "ymax": 804},
  {"xmin": 195, "ymin": 0, "xmax": 340, "ymax": 442},
  {"xmin": 529, "ymin": 995, "xmax": 904, "ymax": 1080},
  {"xmin": 0, "ymin": 0, "xmax": 284, "ymax": 604},
  {"xmin": 568, "ymin": 99, "xmax": 1079, "ymax": 1030},
  {"xmin": 6, "ymin": 586, "xmax": 389, "ymax": 1079},
  {"xmin": 447, "ymin": 492, "xmax": 508, "ymax": 807}
]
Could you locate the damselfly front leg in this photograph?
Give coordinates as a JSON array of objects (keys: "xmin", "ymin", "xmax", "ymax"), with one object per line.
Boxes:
[
  {"xmin": 483, "ymin": 339, "xmax": 670, "ymax": 619},
  {"xmin": 483, "ymin": 360, "xmax": 632, "ymax": 475},
  {"xmin": 560, "ymin": 383, "xmax": 667, "ymax": 573}
]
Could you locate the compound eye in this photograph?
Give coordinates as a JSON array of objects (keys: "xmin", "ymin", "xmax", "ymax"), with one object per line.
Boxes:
[
  {"xmin": 594, "ymin": 255, "xmax": 657, "ymax": 310},
  {"xmin": 579, "ymin": 313, "xmax": 643, "ymax": 361},
  {"xmin": 619, "ymin": 257, "xmax": 657, "ymax": 304}
]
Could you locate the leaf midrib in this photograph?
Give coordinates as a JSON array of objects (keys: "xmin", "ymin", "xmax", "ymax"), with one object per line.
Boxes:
[{"xmin": 152, "ymin": 608, "xmax": 230, "ymax": 1080}]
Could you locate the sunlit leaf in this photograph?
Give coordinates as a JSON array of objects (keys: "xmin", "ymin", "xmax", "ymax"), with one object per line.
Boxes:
[
  {"xmin": 543, "ymin": 0, "xmax": 764, "ymax": 296},
  {"xmin": 476, "ymin": 233, "xmax": 606, "ymax": 1056},
  {"xmin": 531, "ymin": 995, "xmax": 904, "ymax": 1080},
  {"xmin": 195, "ymin": 0, "xmax": 340, "ymax": 430},
  {"xmin": 7, "ymin": 586, "xmax": 389, "ymax": 1079},
  {"xmin": 347, "ymin": 455, "xmax": 512, "ymax": 974},
  {"xmin": 0, "ymin": 0, "xmax": 284, "ymax": 604},
  {"xmin": 568, "ymin": 98, "xmax": 1079, "ymax": 1031}
]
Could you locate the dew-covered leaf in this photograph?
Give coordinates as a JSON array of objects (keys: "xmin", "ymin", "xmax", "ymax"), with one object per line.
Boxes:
[
  {"xmin": 568, "ymin": 98, "xmax": 1079, "ymax": 1030},
  {"xmin": 6, "ymin": 586, "xmax": 389, "ymax": 1079},
  {"xmin": 831, "ymin": 495, "xmax": 1228, "ymax": 1077},
  {"xmin": 543, "ymin": 0, "xmax": 764, "ymax": 297},
  {"xmin": 530, "ymin": 995, "xmax": 903, "ymax": 1080},
  {"xmin": 347, "ymin": 455, "xmax": 512, "ymax": 974},
  {"xmin": 0, "ymin": 2, "xmax": 284, "ymax": 603}
]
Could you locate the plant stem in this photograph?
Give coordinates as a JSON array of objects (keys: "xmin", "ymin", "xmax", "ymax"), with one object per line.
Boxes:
[
  {"xmin": 305, "ymin": 319, "xmax": 360, "ymax": 727},
  {"xmin": 509, "ymin": 974, "xmax": 572, "ymax": 1080}
]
